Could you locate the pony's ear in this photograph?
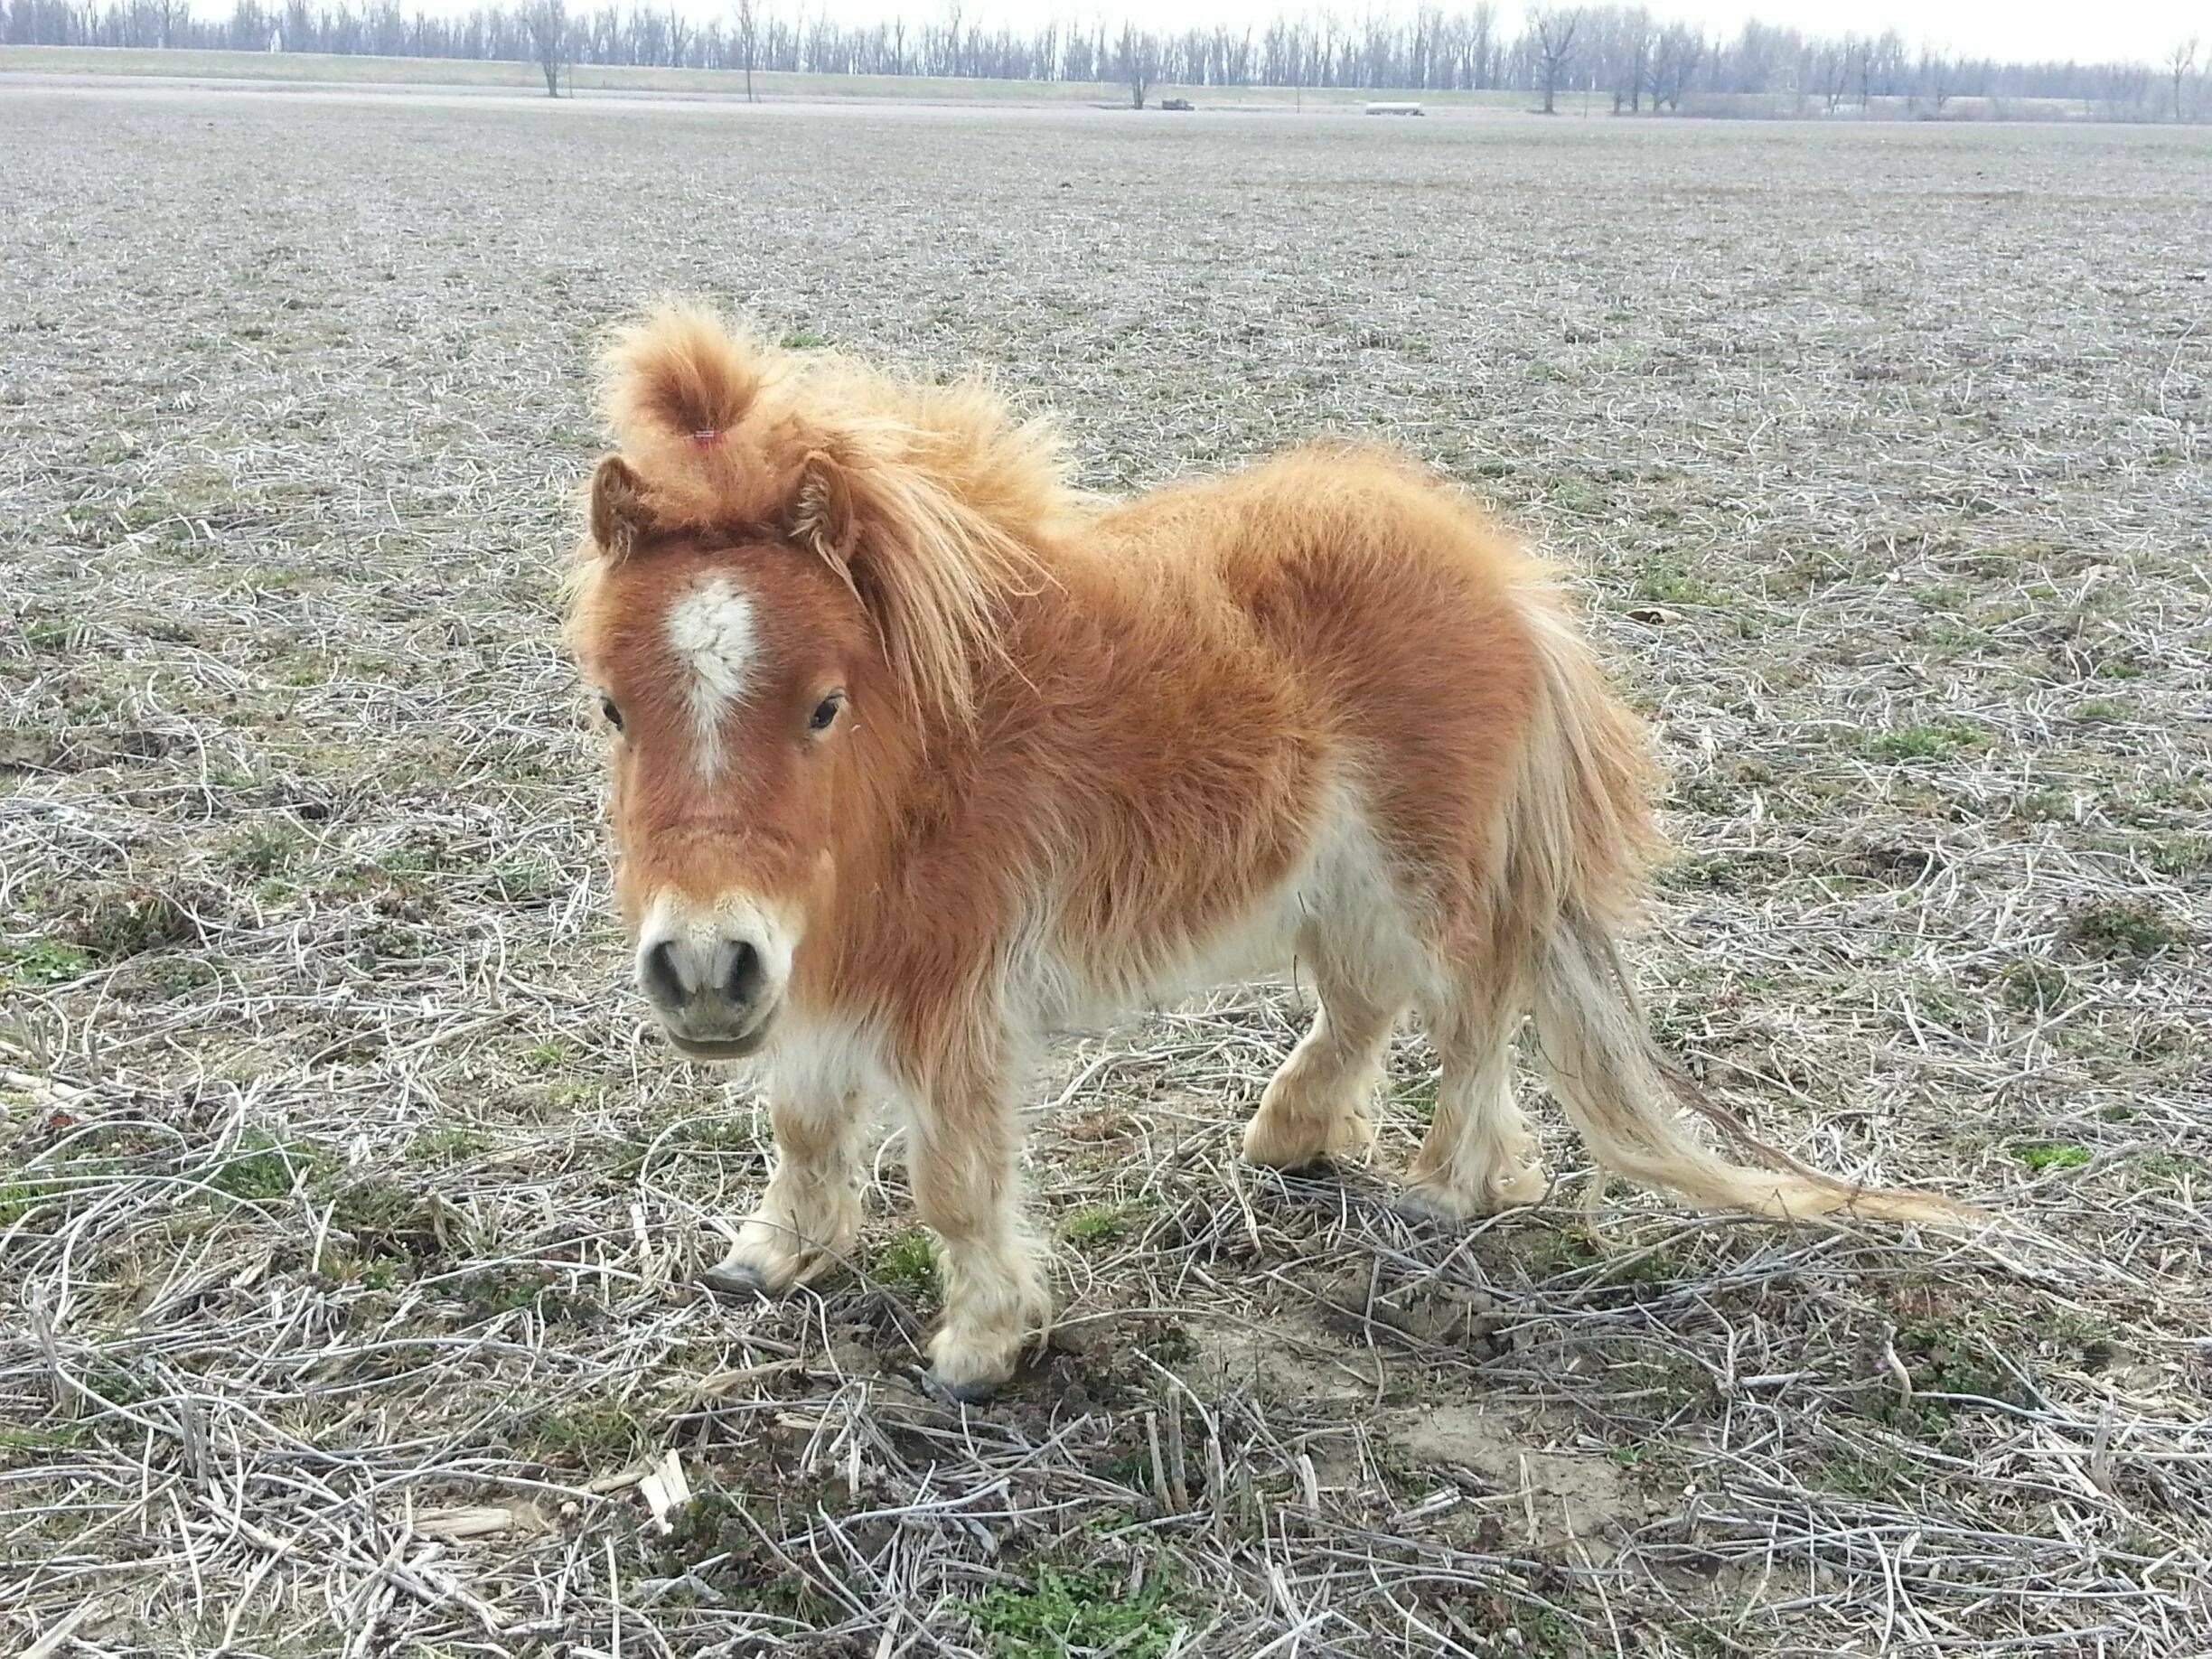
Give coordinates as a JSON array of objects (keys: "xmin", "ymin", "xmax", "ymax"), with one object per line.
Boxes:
[
  {"xmin": 589, "ymin": 455, "xmax": 650, "ymax": 559},
  {"xmin": 787, "ymin": 449, "xmax": 861, "ymax": 567}
]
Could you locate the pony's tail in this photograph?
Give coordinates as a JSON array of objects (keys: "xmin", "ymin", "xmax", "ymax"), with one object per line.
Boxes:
[
  {"xmin": 1502, "ymin": 579, "xmax": 1986, "ymax": 1228},
  {"xmin": 1530, "ymin": 911, "xmax": 1983, "ymax": 1224}
]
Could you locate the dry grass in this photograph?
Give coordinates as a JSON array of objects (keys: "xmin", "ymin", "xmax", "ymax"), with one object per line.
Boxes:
[{"xmin": 2, "ymin": 87, "xmax": 2208, "ymax": 1657}]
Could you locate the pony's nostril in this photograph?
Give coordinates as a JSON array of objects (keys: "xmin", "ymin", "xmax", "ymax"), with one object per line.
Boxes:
[
  {"xmin": 725, "ymin": 940, "xmax": 765, "ymax": 1010},
  {"xmin": 642, "ymin": 939, "xmax": 686, "ymax": 1008}
]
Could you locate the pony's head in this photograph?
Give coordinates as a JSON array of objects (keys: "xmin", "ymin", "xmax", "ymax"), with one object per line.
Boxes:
[{"xmin": 563, "ymin": 307, "xmax": 1067, "ymax": 1057}]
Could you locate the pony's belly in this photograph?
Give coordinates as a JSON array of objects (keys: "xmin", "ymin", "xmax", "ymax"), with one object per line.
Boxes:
[{"xmin": 1019, "ymin": 782, "xmax": 1416, "ymax": 1033}]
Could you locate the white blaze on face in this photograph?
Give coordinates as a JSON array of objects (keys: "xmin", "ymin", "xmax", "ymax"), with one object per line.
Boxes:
[{"xmin": 664, "ymin": 573, "xmax": 759, "ymax": 781}]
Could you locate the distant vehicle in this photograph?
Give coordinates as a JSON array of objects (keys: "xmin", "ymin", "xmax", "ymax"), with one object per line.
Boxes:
[
  {"xmin": 1160, "ymin": 98, "xmax": 1194, "ymax": 111},
  {"xmin": 1365, "ymin": 101, "xmax": 1426, "ymax": 116}
]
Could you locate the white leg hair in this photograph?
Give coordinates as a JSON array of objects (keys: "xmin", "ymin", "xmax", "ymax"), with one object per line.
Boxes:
[
  {"xmin": 907, "ymin": 1086, "xmax": 1049, "ymax": 1398},
  {"xmin": 1242, "ymin": 978, "xmax": 1395, "ymax": 1170},
  {"xmin": 708, "ymin": 1089, "xmax": 865, "ymax": 1293},
  {"xmin": 1403, "ymin": 976, "xmax": 1549, "ymax": 1218}
]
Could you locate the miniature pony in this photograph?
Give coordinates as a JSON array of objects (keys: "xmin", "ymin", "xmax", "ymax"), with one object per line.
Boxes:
[{"xmin": 561, "ymin": 307, "xmax": 1971, "ymax": 1399}]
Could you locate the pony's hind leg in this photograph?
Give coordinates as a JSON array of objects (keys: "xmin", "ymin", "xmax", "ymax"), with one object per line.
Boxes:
[
  {"xmin": 702, "ymin": 1091, "xmax": 864, "ymax": 1295},
  {"xmin": 1401, "ymin": 977, "xmax": 1549, "ymax": 1219},
  {"xmin": 1242, "ymin": 966, "xmax": 1397, "ymax": 1171}
]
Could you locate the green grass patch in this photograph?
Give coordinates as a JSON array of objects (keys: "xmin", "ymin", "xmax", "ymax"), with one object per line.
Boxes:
[
  {"xmin": 1060, "ymin": 1204, "xmax": 1129, "ymax": 1247},
  {"xmin": 1891, "ymin": 1317, "xmax": 2021, "ymax": 1403},
  {"xmin": 0, "ymin": 1421, "xmax": 92, "ymax": 1455},
  {"xmin": 1591, "ymin": 1242, "xmax": 1691, "ymax": 1289},
  {"xmin": 1547, "ymin": 477, "xmax": 1607, "ymax": 516},
  {"xmin": 613, "ymin": 1115, "xmax": 757, "ymax": 1181},
  {"xmin": 0, "ymin": 938, "xmax": 95, "ymax": 988},
  {"xmin": 1658, "ymin": 852, "xmax": 1743, "ymax": 891},
  {"xmin": 513, "ymin": 1401, "xmax": 646, "ymax": 1468},
  {"xmin": 875, "ymin": 1228, "xmax": 939, "ymax": 1297},
  {"xmin": 651, "ymin": 1491, "xmax": 845, "ymax": 1619},
  {"xmin": 1863, "ymin": 1313, "xmax": 2027, "ymax": 1443},
  {"xmin": 75, "ymin": 886, "xmax": 199, "ymax": 961},
  {"xmin": 327, "ymin": 1176, "xmax": 423, "ymax": 1238},
  {"xmin": 2136, "ymin": 1153, "xmax": 2203, "ymax": 1190},
  {"xmin": 1393, "ymin": 1079, "xmax": 1439, "ymax": 1123},
  {"xmin": 778, "ymin": 327, "xmax": 831, "ymax": 350},
  {"xmin": 2012, "ymin": 1142, "xmax": 2092, "ymax": 1174},
  {"xmin": 1861, "ymin": 721, "xmax": 1984, "ymax": 763},
  {"xmin": 1998, "ymin": 959, "xmax": 2069, "ymax": 1013},
  {"xmin": 408, "ymin": 1125, "xmax": 490, "ymax": 1164},
  {"xmin": 1519, "ymin": 1223, "xmax": 1605, "ymax": 1281},
  {"xmin": 491, "ymin": 857, "xmax": 558, "ymax": 903},
  {"xmin": 136, "ymin": 957, "xmax": 218, "ymax": 998},
  {"xmin": 0, "ymin": 1169, "xmax": 113, "ymax": 1228},
  {"xmin": 520, "ymin": 1040, "xmax": 572, "ymax": 1072},
  {"xmin": 972, "ymin": 1566, "xmax": 1185, "ymax": 1659},
  {"xmin": 1815, "ymin": 1448, "xmax": 1912, "ymax": 1499},
  {"xmin": 2144, "ymin": 834, "xmax": 2212, "ymax": 876},
  {"xmin": 2011, "ymin": 788, "xmax": 2075, "ymax": 823},
  {"xmin": 226, "ymin": 823, "xmax": 303, "ymax": 877},
  {"xmin": 201, "ymin": 1130, "xmax": 314, "ymax": 1202},
  {"xmin": 455, "ymin": 1266, "xmax": 559, "ymax": 1319},
  {"xmin": 1633, "ymin": 559, "xmax": 1717, "ymax": 606},
  {"xmin": 2064, "ymin": 902, "xmax": 2187, "ymax": 961}
]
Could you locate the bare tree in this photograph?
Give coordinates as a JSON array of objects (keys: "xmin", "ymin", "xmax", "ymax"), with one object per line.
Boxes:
[
  {"xmin": 1601, "ymin": 8, "xmax": 1653, "ymax": 114},
  {"xmin": 732, "ymin": 0, "xmax": 759, "ymax": 99},
  {"xmin": 14, "ymin": 0, "xmax": 2202, "ymax": 121},
  {"xmin": 526, "ymin": 0, "xmax": 567, "ymax": 95},
  {"xmin": 1532, "ymin": 7, "xmax": 1580, "ymax": 114},
  {"xmin": 1646, "ymin": 22, "xmax": 1701, "ymax": 111},
  {"xmin": 1469, "ymin": 2, "xmax": 1496, "ymax": 88},
  {"xmin": 1918, "ymin": 49, "xmax": 1955, "ymax": 113},
  {"xmin": 1118, "ymin": 22, "xmax": 1160, "ymax": 108},
  {"xmin": 1816, "ymin": 41, "xmax": 1851, "ymax": 113}
]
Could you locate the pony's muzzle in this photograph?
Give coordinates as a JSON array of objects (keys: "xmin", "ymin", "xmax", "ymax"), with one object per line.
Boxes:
[{"xmin": 635, "ymin": 895, "xmax": 791, "ymax": 1059}]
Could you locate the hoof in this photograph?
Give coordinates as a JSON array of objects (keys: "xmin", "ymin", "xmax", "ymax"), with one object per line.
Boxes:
[
  {"xmin": 906, "ymin": 1364, "xmax": 998, "ymax": 1407},
  {"xmin": 1251, "ymin": 1149, "xmax": 1336, "ymax": 1177},
  {"xmin": 1397, "ymin": 1167, "xmax": 1548, "ymax": 1224},
  {"xmin": 699, "ymin": 1261, "xmax": 773, "ymax": 1298},
  {"xmin": 1243, "ymin": 1104, "xmax": 1373, "ymax": 1174},
  {"xmin": 1394, "ymin": 1181, "xmax": 1481, "ymax": 1225}
]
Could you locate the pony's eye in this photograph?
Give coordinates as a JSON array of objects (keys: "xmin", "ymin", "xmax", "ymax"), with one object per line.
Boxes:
[
  {"xmin": 809, "ymin": 692, "xmax": 846, "ymax": 733},
  {"xmin": 599, "ymin": 694, "xmax": 623, "ymax": 732}
]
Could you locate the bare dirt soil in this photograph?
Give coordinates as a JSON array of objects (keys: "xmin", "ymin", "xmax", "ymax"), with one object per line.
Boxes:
[{"xmin": 3, "ymin": 86, "xmax": 2208, "ymax": 1657}]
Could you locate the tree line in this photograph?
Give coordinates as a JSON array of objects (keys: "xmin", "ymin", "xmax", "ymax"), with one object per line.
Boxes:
[{"xmin": 4, "ymin": 0, "xmax": 2202, "ymax": 121}]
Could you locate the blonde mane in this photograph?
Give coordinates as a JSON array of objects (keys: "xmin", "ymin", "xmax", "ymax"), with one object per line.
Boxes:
[{"xmin": 587, "ymin": 305, "xmax": 1083, "ymax": 726}]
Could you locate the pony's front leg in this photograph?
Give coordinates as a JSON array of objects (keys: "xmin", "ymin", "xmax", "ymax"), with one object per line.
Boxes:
[
  {"xmin": 701, "ymin": 1091, "xmax": 864, "ymax": 1296},
  {"xmin": 905, "ymin": 1056, "xmax": 1048, "ymax": 1401}
]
